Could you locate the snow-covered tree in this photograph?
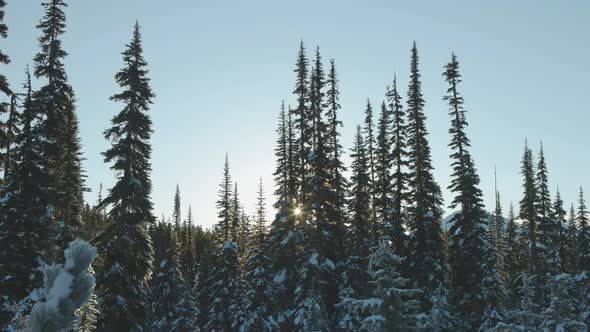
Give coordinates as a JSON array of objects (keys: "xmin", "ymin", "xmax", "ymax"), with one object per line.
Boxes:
[
  {"xmin": 362, "ymin": 240, "xmax": 421, "ymax": 331},
  {"xmin": 96, "ymin": 22, "xmax": 155, "ymax": 331},
  {"xmin": 28, "ymin": 240, "xmax": 97, "ymax": 332},
  {"xmin": 540, "ymin": 273, "xmax": 586, "ymax": 331},
  {"xmin": 405, "ymin": 42, "xmax": 445, "ymax": 299},
  {"xmin": 417, "ymin": 285, "xmax": 461, "ymax": 332}
]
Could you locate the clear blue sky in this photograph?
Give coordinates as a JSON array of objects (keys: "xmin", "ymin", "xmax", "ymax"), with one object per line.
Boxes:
[{"xmin": 4, "ymin": 1, "xmax": 589, "ymax": 228}]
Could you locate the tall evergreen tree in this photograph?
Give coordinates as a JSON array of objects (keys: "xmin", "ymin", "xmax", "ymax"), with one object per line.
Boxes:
[
  {"xmin": 337, "ymin": 126, "xmax": 372, "ymax": 330},
  {"xmin": 519, "ymin": 141, "xmax": 540, "ymax": 281},
  {"xmin": 405, "ymin": 42, "xmax": 445, "ymax": 297},
  {"xmin": 363, "ymin": 99, "xmax": 377, "ymax": 224},
  {"xmin": 535, "ymin": 144, "xmax": 560, "ymax": 278},
  {"xmin": 0, "ymin": 0, "xmax": 11, "ymax": 179},
  {"xmin": 325, "ymin": 59, "xmax": 347, "ymax": 260},
  {"xmin": 565, "ymin": 204, "xmax": 579, "ymax": 274},
  {"xmin": 273, "ymin": 101, "xmax": 289, "ymax": 210},
  {"xmin": 388, "ymin": 75, "xmax": 409, "ymax": 257},
  {"xmin": 172, "ymin": 184, "xmax": 181, "ymax": 233},
  {"xmin": 206, "ymin": 157, "xmax": 244, "ymax": 331},
  {"xmin": 231, "ymin": 182, "xmax": 241, "ymax": 243},
  {"xmin": 33, "ymin": 0, "xmax": 84, "ymax": 253},
  {"xmin": 443, "ymin": 53, "xmax": 488, "ymax": 323},
  {"xmin": 373, "ymin": 100, "xmax": 394, "ymax": 241},
  {"xmin": 0, "ymin": 69, "xmax": 43, "ymax": 327},
  {"xmin": 96, "ymin": 22, "xmax": 155, "ymax": 331},
  {"xmin": 577, "ymin": 187, "xmax": 590, "ymax": 272},
  {"xmin": 217, "ymin": 154, "xmax": 232, "ymax": 242},
  {"xmin": 293, "ymin": 41, "xmax": 310, "ymax": 208},
  {"xmin": 552, "ymin": 189, "xmax": 567, "ymax": 273}
]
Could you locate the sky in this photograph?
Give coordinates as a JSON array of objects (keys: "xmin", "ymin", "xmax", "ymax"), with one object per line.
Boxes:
[{"xmin": 3, "ymin": 1, "xmax": 589, "ymax": 228}]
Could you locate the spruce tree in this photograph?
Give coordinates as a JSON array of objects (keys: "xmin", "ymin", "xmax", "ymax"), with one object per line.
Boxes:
[
  {"xmin": 293, "ymin": 41, "xmax": 310, "ymax": 207},
  {"xmin": 33, "ymin": 0, "xmax": 84, "ymax": 253},
  {"xmin": 535, "ymin": 144, "xmax": 560, "ymax": 278},
  {"xmin": 405, "ymin": 42, "xmax": 445, "ymax": 297},
  {"xmin": 206, "ymin": 157, "xmax": 244, "ymax": 331},
  {"xmin": 150, "ymin": 224, "xmax": 184, "ymax": 331},
  {"xmin": 217, "ymin": 154, "xmax": 232, "ymax": 242},
  {"xmin": 0, "ymin": 0, "xmax": 11, "ymax": 178},
  {"xmin": 504, "ymin": 203, "xmax": 523, "ymax": 304},
  {"xmin": 565, "ymin": 204, "xmax": 579, "ymax": 274},
  {"xmin": 273, "ymin": 101, "xmax": 289, "ymax": 210},
  {"xmin": 363, "ymin": 99, "xmax": 377, "ymax": 224},
  {"xmin": 443, "ymin": 53, "xmax": 488, "ymax": 323},
  {"xmin": 182, "ymin": 205, "xmax": 194, "ymax": 281},
  {"xmin": 519, "ymin": 141, "xmax": 540, "ymax": 285},
  {"xmin": 373, "ymin": 100, "xmax": 394, "ymax": 241},
  {"xmin": 0, "ymin": 69, "xmax": 44, "ymax": 327},
  {"xmin": 325, "ymin": 59, "xmax": 347, "ymax": 260},
  {"xmin": 96, "ymin": 22, "xmax": 155, "ymax": 331},
  {"xmin": 173, "ymin": 184, "xmax": 181, "ymax": 233},
  {"xmin": 388, "ymin": 75, "xmax": 409, "ymax": 257},
  {"xmin": 552, "ymin": 189, "xmax": 568, "ymax": 274},
  {"xmin": 540, "ymin": 273, "xmax": 586, "ymax": 331},
  {"xmin": 305, "ymin": 46, "xmax": 339, "ymax": 319},
  {"xmin": 577, "ymin": 187, "xmax": 590, "ymax": 272},
  {"xmin": 362, "ymin": 240, "xmax": 421, "ymax": 331},
  {"xmin": 337, "ymin": 126, "xmax": 372, "ymax": 330},
  {"xmin": 242, "ymin": 179, "xmax": 278, "ymax": 331}
]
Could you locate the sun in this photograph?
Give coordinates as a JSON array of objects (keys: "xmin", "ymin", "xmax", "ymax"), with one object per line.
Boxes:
[{"xmin": 293, "ymin": 207, "xmax": 302, "ymax": 216}]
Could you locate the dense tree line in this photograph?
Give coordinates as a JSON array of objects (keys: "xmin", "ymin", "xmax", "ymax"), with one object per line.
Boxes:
[{"xmin": 0, "ymin": 1, "xmax": 589, "ymax": 331}]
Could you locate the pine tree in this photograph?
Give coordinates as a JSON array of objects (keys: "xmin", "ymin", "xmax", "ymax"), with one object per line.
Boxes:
[
  {"xmin": 493, "ymin": 273, "xmax": 542, "ymax": 331},
  {"xmin": 337, "ymin": 126, "xmax": 372, "ymax": 330},
  {"xmin": 478, "ymin": 227, "xmax": 508, "ymax": 331},
  {"xmin": 325, "ymin": 59, "xmax": 347, "ymax": 260},
  {"xmin": 405, "ymin": 42, "xmax": 445, "ymax": 298},
  {"xmin": 206, "ymin": 158, "xmax": 244, "ymax": 331},
  {"xmin": 96, "ymin": 22, "xmax": 155, "ymax": 331},
  {"xmin": 217, "ymin": 154, "xmax": 232, "ymax": 242},
  {"xmin": 242, "ymin": 179, "xmax": 278, "ymax": 331},
  {"xmin": 33, "ymin": 0, "xmax": 84, "ymax": 253},
  {"xmin": 0, "ymin": 0, "xmax": 12, "ymax": 178},
  {"xmin": 182, "ymin": 205, "xmax": 194, "ymax": 281},
  {"xmin": 373, "ymin": 100, "xmax": 394, "ymax": 241},
  {"xmin": 293, "ymin": 41, "xmax": 310, "ymax": 207},
  {"xmin": 173, "ymin": 184, "xmax": 181, "ymax": 233},
  {"xmin": 552, "ymin": 189, "xmax": 568, "ymax": 274},
  {"xmin": 362, "ymin": 240, "xmax": 421, "ymax": 331},
  {"xmin": 491, "ymin": 170, "xmax": 507, "ymax": 276},
  {"xmin": 0, "ymin": 69, "xmax": 44, "ymax": 326},
  {"xmin": 265, "ymin": 99, "xmax": 303, "ymax": 329},
  {"xmin": 0, "ymin": 0, "xmax": 9, "ymax": 97},
  {"xmin": 519, "ymin": 141, "xmax": 540, "ymax": 286},
  {"xmin": 57, "ymin": 89, "xmax": 85, "ymax": 250},
  {"xmin": 417, "ymin": 285, "xmax": 461, "ymax": 332},
  {"xmin": 273, "ymin": 101, "xmax": 290, "ymax": 210},
  {"xmin": 443, "ymin": 53, "xmax": 488, "ymax": 323},
  {"xmin": 304, "ymin": 46, "xmax": 339, "ymax": 320},
  {"xmin": 535, "ymin": 144, "xmax": 560, "ymax": 279},
  {"xmin": 231, "ymin": 182, "xmax": 241, "ymax": 244},
  {"xmin": 540, "ymin": 273, "xmax": 586, "ymax": 331},
  {"xmin": 565, "ymin": 204, "xmax": 579, "ymax": 274},
  {"xmin": 150, "ymin": 224, "xmax": 184, "ymax": 331},
  {"xmin": 363, "ymin": 99, "xmax": 377, "ymax": 224},
  {"xmin": 577, "ymin": 187, "xmax": 590, "ymax": 272},
  {"xmin": 74, "ymin": 292, "xmax": 99, "ymax": 332},
  {"xmin": 3, "ymin": 94, "xmax": 21, "ymax": 180},
  {"xmin": 504, "ymin": 203, "xmax": 523, "ymax": 304},
  {"xmin": 388, "ymin": 75, "xmax": 409, "ymax": 258}
]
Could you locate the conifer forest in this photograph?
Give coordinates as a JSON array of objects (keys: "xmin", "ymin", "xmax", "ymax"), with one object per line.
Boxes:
[{"xmin": 0, "ymin": 1, "xmax": 589, "ymax": 331}]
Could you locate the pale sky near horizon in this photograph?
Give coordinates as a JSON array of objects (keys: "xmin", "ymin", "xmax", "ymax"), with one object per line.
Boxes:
[{"xmin": 3, "ymin": 1, "xmax": 589, "ymax": 228}]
